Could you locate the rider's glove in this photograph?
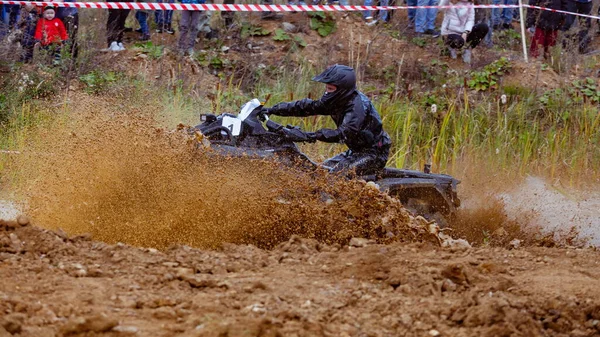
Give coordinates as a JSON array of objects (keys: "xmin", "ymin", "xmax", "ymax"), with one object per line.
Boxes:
[
  {"xmin": 261, "ymin": 107, "xmax": 272, "ymax": 116},
  {"xmin": 314, "ymin": 130, "xmax": 326, "ymax": 141},
  {"xmin": 304, "ymin": 132, "xmax": 318, "ymax": 143}
]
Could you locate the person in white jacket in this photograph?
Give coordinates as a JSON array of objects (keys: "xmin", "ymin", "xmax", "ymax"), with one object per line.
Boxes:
[{"xmin": 439, "ymin": 0, "xmax": 489, "ymax": 63}]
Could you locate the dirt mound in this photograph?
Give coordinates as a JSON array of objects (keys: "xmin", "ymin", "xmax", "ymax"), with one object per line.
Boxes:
[
  {"xmin": 4, "ymin": 92, "xmax": 448, "ymax": 250},
  {"xmin": 2, "ymin": 218, "xmax": 600, "ymax": 336}
]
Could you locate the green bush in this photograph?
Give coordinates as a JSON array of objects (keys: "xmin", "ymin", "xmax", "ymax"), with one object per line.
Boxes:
[{"xmin": 79, "ymin": 70, "xmax": 119, "ymax": 94}]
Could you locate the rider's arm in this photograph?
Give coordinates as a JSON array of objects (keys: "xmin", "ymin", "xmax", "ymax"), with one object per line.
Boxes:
[
  {"xmin": 267, "ymin": 98, "xmax": 328, "ymax": 117},
  {"xmin": 315, "ymin": 103, "xmax": 366, "ymax": 143}
]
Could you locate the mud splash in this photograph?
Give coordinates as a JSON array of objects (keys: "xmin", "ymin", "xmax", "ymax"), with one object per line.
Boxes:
[
  {"xmin": 500, "ymin": 176, "xmax": 600, "ymax": 246},
  {"xmin": 451, "ymin": 173, "xmax": 600, "ymax": 247},
  {"xmin": 5, "ymin": 94, "xmax": 430, "ymax": 250}
]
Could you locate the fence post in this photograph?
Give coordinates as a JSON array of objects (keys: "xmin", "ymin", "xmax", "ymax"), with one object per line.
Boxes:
[{"xmin": 518, "ymin": 0, "xmax": 528, "ymax": 62}]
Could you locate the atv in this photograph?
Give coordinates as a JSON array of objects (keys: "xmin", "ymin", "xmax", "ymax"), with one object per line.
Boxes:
[{"xmin": 192, "ymin": 99, "xmax": 461, "ymax": 226}]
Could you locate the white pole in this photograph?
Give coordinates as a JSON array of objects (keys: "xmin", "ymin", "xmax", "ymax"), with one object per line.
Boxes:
[{"xmin": 518, "ymin": 0, "xmax": 528, "ymax": 62}]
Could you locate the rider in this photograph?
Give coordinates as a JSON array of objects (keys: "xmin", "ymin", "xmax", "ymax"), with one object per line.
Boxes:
[{"xmin": 263, "ymin": 64, "xmax": 391, "ymax": 176}]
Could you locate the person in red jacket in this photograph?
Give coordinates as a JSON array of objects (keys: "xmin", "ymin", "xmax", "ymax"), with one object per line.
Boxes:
[{"xmin": 34, "ymin": 6, "xmax": 68, "ymax": 64}]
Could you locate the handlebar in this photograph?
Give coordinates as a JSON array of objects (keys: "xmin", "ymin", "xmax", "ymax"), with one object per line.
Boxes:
[{"xmin": 266, "ymin": 120, "xmax": 315, "ymax": 143}]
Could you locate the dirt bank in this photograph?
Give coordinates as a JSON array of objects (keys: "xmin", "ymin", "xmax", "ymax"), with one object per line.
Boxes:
[{"xmin": 1, "ymin": 219, "xmax": 600, "ymax": 337}]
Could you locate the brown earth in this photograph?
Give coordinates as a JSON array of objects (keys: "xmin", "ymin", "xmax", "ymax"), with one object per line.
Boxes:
[
  {"xmin": 2, "ymin": 218, "xmax": 600, "ymax": 337},
  {"xmin": 2, "ymin": 10, "xmax": 600, "ymax": 337}
]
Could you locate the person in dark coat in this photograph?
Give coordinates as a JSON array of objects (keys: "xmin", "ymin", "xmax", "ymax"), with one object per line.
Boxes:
[
  {"xmin": 560, "ymin": 0, "xmax": 592, "ymax": 53},
  {"xmin": 106, "ymin": 0, "xmax": 131, "ymax": 51},
  {"xmin": 17, "ymin": 4, "xmax": 40, "ymax": 63},
  {"xmin": 526, "ymin": 0, "xmax": 566, "ymax": 58},
  {"xmin": 262, "ymin": 64, "xmax": 392, "ymax": 176}
]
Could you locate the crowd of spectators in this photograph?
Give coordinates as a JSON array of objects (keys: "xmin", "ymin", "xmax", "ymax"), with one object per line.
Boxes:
[{"xmin": 0, "ymin": 0, "xmax": 599, "ymax": 65}]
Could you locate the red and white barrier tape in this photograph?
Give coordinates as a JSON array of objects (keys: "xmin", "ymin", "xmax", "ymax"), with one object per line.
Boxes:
[
  {"xmin": 523, "ymin": 4, "xmax": 600, "ymax": 21},
  {"xmin": 0, "ymin": 0, "xmax": 598, "ymax": 20},
  {"xmin": 0, "ymin": 0, "xmax": 521, "ymax": 11}
]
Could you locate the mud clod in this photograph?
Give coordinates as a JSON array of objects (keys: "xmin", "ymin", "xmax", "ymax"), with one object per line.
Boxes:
[{"xmin": 59, "ymin": 314, "xmax": 118, "ymax": 335}]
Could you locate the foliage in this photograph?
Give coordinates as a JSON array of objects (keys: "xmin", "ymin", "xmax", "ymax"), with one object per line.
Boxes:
[
  {"xmin": 194, "ymin": 52, "xmax": 233, "ymax": 70},
  {"xmin": 0, "ymin": 93, "xmax": 8, "ymax": 123},
  {"xmin": 468, "ymin": 57, "xmax": 511, "ymax": 91},
  {"xmin": 411, "ymin": 37, "xmax": 426, "ymax": 48},
  {"xmin": 572, "ymin": 78, "xmax": 600, "ymax": 104},
  {"xmin": 492, "ymin": 28, "xmax": 521, "ymax": 50},
  {"xmin": 79, "ymin": 70, "xmax": 119, "ymax": 94},
  {"xmin": 272, "ymin": 29, "xmax": 307, "ymax": 48},
  {"xmin": 133, "ymin": 41, "xmax": 164, "ymax": 59},
  {"xmin": 240, "ymin": 23, "xmax": 271, "ymax": 39},
  {"xmin": 273, "ymin": 28, "xmax": 291, "ymax": 41},
  {"xmin": 308, "ymin": 12, "xmax": 336, "ymax": 37},
  {"xmin": 9, "ymin": 69, "xmax": 60, "ymax": 100},
  {"xmin": 539, "ymin": 78, "xmax": 600, "ymax": 110},
  {"xmin": 293, "ymin": 35, "xmax": 307, "ymax": 48}
]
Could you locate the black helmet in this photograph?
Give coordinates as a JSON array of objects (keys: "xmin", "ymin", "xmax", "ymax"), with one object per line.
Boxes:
[{"xmin": 312, "ymin": 64, "xmax": 356, "ymax": 90}]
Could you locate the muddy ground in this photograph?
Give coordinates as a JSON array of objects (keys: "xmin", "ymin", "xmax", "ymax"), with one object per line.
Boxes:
[
  {"xmin": 2, "ymin": 218, "xmax": 600, "ymax": 337},
  {"xmin": 0, "ymin": 92, "xmax": 599, "ymax": 337},
  {"xmin": 2, "ymin": 9, "xmax": 600, "ymax": 337}
]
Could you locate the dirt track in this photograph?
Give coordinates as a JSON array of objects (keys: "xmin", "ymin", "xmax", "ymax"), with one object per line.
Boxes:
[
  {"xmin": 2, "ymin": 87, "xmax": 600, "ymax": 337},
  {"xmin": 2, "ymin": 218, "xmax": 600, "ymax": 337}
]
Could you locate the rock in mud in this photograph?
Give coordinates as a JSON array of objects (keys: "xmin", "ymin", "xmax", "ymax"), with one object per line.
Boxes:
[
  {"xmin": 441, "ymin": 278, "xmax": 458, "ymax": 292},
  {"xmin": 16, "ymin": 215, "xmax": 30, "ymax": 226},
  {"xmin": 59, "ymin": 314, "xmax": 118, "ymax": 335},
  {"xmin": 112, "ymin": 325, "xmax": 139, "ymax": 334},
  {"xmin": 180, "ymin": 274, "xmax": 219, "ymax": 288},
  {"xmin": 282, "ymin": 22, "xmax": 298, "ymax": 33},
  {"xmin": 349, "ymin": 237, "xmax": 374, "ymax": 248}
]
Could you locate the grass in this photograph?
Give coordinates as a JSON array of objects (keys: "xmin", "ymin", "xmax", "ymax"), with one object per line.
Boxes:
[
  {"xmin": 247, "ymin": 61, "xmax": 600, "ymax": 182},
  {"xmin": 1, "ymin": 55, "xmax": 598, "ymax": 187}
]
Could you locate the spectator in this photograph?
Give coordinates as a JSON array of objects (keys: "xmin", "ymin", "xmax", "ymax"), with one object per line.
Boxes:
[
  {"xmin": 0, "ymin": 4, "xmax": 6, "ymax": 38},
  {"xmin": 34, "ymin": 6, "xmax": 68, "ymax": 64},
  {"xmin": 526, "ymin": 0, "xmax": 565, "ymax": 58},
  {"xmin": 154, "ymin": 0, "xmax": 175, "ymax": 34},
  {"xmin": 474, "ymin": 0, "xmax": 493, "ymax": 47},
  {"xmin": 406, "ymin": 0, "xmax": 417, "ymax": 28},
  {"xmin": 106, "ymin": 0, "xmax": 131, "ymax": 51},
  {"xmin": 134, "ymin": 0, "xmax": 151, "ymax": 42},
  {"xmin": 440, "ymin": 0, "xmax": 489, "ymax": 63},
  {"xmin": 178, "ymin": 0, "xmax": 206, "ymax": 57},
  {"xmin": 491, "ymin": 0, "xmax": 515, "ymax": 30},
  {"xmin": 364, "ymin": 0, "xmax": 390, "ymax": 26},
  {"xmin": 55, "ymin": 0, "xmax": 79, "ymax": 58},
  {"xmin": 560, "ymin": 0, "xmax": 592, "ymax": 53},
  {"xmin": 17, "ymin": 3, "xmax": 40, "ymax": 63},
  {"xmin": 222, "ymin": 0, "xmax": 235, "ymax": 29},
  {"xmin": 1, "ymin": 4, "xmax": 20, "ymax": 39},
  {"xmin": 415, "ymin": 0, "xmax": 440, "ymax": 36}
]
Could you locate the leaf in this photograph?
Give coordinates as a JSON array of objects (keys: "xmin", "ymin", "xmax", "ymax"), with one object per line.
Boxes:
[
  {"xmin": 310, "ymin": 17, "xmax": 321, "ymax": 30},
  {"xmin": 210, "ymin": 57, "xmax": 224, "ymax": 68},
  {"xmin": 309, "ymin": 11, "xmax": 326, "ymax": 19},
  {"xmin": 317, "ymin": 22, "xmax": 335, "ymax": 37},
  {"xmin": 273, "ymin": 28, "xmax": 291, "ymax": 41},
  {"xmin": 294, "ymin": 35, "xmax": 307, "ymax": 48}
]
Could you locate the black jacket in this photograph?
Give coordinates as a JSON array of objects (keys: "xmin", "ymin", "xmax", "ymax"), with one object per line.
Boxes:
[
  {"xmin": 269, "ymin": 90, "xmax": 391, "ymax": 153},
  {"xmin": 526, "ymin": 0, "xmax": 566, "ymax": 30}
]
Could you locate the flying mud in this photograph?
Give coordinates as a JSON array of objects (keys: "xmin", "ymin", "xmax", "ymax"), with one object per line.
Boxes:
[{"xmin": 3, "ymin": 102, "xmax": 440, "ymax": 250}]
